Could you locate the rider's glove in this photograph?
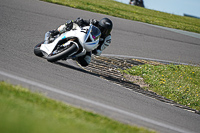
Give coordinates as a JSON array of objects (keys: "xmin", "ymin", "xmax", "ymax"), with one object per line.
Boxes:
[
  {"xmin": 50, "ymin": 30, "xmax": 59, "ymax": 36},
  {"xmin": 89, "ymin": 19, "xmax": 98, "ymax": 25},
  {"xmin": 75, "ymin": 17, "xmax": 84, "ymax": 26}
]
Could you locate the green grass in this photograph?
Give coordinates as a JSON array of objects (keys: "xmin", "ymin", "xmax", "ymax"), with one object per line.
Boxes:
[
  {"xmin": 0, "ymin": 81, "xmax": 155, "ymax": 133},
  {"xmin": 122, "ymin": 64, "xmax": 200, "ymax": 111},
  {"xmin": 42, "ymin": 0, "xmax": 200, "ymax": 33}
]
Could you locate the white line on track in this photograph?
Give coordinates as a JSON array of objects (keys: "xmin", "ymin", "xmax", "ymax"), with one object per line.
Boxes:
[
  {"xmin": 148, "ymin": 24, "xmax": 200, "ymax": 39},
  {"xmin": 102, "ymin": 54, "xmax": 190, "ymax": 65},
  {"xmin": 0, "ymin": 70, "xmax": 194, "ymax": 133}
]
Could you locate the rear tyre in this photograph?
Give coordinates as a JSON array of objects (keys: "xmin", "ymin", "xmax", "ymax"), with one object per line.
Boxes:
[
  {"xmin": 34, "ymin": 42, "xmax": 44, "ymax": 57},
  {"xmin": 46, "ymin": 43, "xmax": 78, "ymax": 62}
]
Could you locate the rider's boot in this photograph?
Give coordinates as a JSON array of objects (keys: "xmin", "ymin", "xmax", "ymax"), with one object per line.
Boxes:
[
  {"xmin": 44, "ymin": 31, "xmax": 51, "ymax": 44},
  {"xmin": 44, "ymin": 30, "xmax": 59, "ymax": 44}
]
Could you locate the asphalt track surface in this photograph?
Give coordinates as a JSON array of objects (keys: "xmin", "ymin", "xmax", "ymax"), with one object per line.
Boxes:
[{"xmin": 0, "ymin": 0, "xmax": 200, "ymax": 133}]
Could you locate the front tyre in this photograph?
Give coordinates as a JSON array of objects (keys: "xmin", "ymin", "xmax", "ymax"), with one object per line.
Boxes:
[
  {"xmin": 46, "ymin": 43, "xmax": 79, "ymax": 62},
  {"xmin": 34, "ymin": 42, "xmax": 44, "ymax": 57}
]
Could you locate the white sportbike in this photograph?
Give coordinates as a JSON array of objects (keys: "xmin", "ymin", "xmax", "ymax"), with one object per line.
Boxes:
[{"xmin": 34, "ymin": 23, "xmax": 101, "ymax": 62}]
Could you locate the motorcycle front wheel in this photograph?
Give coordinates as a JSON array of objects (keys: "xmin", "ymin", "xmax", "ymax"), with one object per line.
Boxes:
[
  {"xmin": 46, "ymin": 43, "xmax": 79, "ymax": 62},
  {"xmin": 34, "ymin": 42, "xmax": 44, "ymax": 57}
]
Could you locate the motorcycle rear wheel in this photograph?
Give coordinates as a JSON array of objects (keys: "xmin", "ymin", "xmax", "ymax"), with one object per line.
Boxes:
[{"xmin": 46, "ymin": 43, "xmax": 78, "ymax": 62}]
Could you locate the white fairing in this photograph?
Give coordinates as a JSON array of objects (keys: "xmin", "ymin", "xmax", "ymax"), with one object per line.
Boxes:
[{"xmin": 40, "ymin": 24, "xmax": 100, "ymax": 57}]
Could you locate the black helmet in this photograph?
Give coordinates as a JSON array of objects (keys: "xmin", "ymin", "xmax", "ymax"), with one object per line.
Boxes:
[{"xmin": 98, "ymin": 18, "xmax": 113, "ymax": 37}]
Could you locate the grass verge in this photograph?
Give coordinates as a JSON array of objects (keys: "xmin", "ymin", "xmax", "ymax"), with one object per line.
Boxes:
[
  {"xmin": 41, "ymin": 0, "xmax": 200, "ymax": 33},
  {"xmin": 122, "ymin": 63, "xmax": 200, "ymax": 111},
  {"xmin": 0, "ymin": 81, "xmax": 155, "ymax": 133}
]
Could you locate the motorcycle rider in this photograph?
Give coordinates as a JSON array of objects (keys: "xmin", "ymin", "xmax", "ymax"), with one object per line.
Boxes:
[{"xmin": 44, "ymin": 17, "xmax": 113, "ymax": 67}]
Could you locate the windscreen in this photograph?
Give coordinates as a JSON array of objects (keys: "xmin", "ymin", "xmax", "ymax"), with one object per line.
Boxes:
[{"xmin": 91, "ymin": 26, "xmax": 101, "ymax": 41}]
